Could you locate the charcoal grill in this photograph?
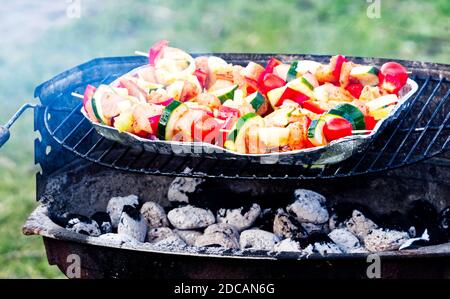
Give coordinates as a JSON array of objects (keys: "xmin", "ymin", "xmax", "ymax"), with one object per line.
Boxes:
[{"xmin": 1, "ymin": 54, "xmax": 449, "ymax": 279}]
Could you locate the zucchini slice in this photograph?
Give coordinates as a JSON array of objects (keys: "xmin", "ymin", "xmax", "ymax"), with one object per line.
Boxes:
[
  {"xmin": 287, "ymin": 77, "xmax": 315, "ymax": 99},
  {"xmin": 91, "ymin": 84, "xmax": 115, "ymax": 124},
  {"xmin": 226, "ymin": 112, "xmax": 264, "ymax": 153},
  {"xmin": 246, "ymin": 91, "xmax": 266, "ymax": 113},
  {"xmin": 286, "ymin": 61, "xmax": 299, "ymax": 82},
  {"xmin": 307, "ymin": 118, "xmax": 327, "ymax": 146},
  {"xmin": 267, "ymin": 86, "xmax": 287, "ymax": 109},
  {"xmin": 350, "ymin": 66, "xmax": 379, "ymax": 86},
  {"xmin": 366, "ymin": 94, "xmax": 398, "ymax": 112},
  {"xmin": 328, "ymin": 103, "xmax": 366, "ymax": 130},
  {"xmin": 157, "ymin": 100, "xmax": 188, "ymax": 140},
  {"xmin": 257, "ymin": 127, "xmax": 290, "ymax": 148},
  {"xmin": 211, "ymin": 84, "xmax": 238, "ymax": 103}
]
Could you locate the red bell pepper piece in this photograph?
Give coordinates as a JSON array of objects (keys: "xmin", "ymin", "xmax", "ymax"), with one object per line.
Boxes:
[
  {"xmin": 149, "ymin": 40, "xmax": 169, "ymax": 66},
  {"xmin": 217, "ymin": 116, "xmax": 236, "ymax": 147},
  {"xmin": 217, "ymin": 105, "xmax": 240, "ymax": 120},
  {"xmin": 332, "ymin": 55, "xmax": 347, "ymax": 82},
  {"xmin": 194, "ymin": 69, "xmax": 208, "ymax": 90},
  {"xmin": 258, "ymin": 73, "xmax": 286, "ymax": 95},
  {"xmin": 245, "ymin": 77, "xmax": 259, "ymax": 95},
  {"xmin": 277, "ymin": 87, "xmax": 310, "ymax": 107},
  {"xmin": 265, "ymin": 58, "xmax": 283, "ymax": 74},
  {"xmin": 301, "ymin": 100, "xmax": 326, "ymax": 114},
  {"xmin": 149, "ymin": 114, "xmax": 161, "ymax": 135},
  {"xmin": 345, "ymin": 83, "xmax": 364, "ymax": 99},
  {"xmin": 323, "ymin": 117, "xmax": 353, "ymax": 141}
]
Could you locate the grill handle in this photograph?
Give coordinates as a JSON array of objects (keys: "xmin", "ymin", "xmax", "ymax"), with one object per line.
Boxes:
[
  {"xmin": 0, "ymin": 103, "xmax": 38, "ymax": 148},
  {"xmin": 0, "ymin": 126, "xmax": 10, "ymax": 148}
]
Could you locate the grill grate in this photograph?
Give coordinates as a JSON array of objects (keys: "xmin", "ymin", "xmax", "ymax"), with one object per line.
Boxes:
[{"xmin": 38, "ymin": 55, "xmax": 450, "ymax": 179}]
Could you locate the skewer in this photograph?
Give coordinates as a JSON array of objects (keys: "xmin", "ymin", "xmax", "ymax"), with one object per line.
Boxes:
[
  {"xmin": 134, "ymin": 50, "xmax": 149, "ymax": 57},
  {"xmin": 72, "ymin": 90, "xmax": 375, "ymax": 135},
  {"xmin": 71, "ymin": 92, "xmax": 83, "ymax": 99}
]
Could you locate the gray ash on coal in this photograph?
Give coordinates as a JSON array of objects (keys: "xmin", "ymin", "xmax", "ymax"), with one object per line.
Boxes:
[{"xmin": 54, "ymin": 180, "xmax": 447, "ymax": 256}]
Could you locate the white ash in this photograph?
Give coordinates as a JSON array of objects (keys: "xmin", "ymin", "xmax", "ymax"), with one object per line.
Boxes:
[
  {"xmin": 174, "ymin": 229, "xmax": 202, "ymax": 246},
  {"xmin": 273, "ymin": 209, "xmax": 307, "ymax": 239},
  {"xmin": 345, "ymin": 210, "xmax": 378, "ymax": 240},
  {"xmin": 117, "ymin": 205, "xmax": 147, "ymax": 243},
  {"xmin": 195, "ymin": 223, "xmax": 240, "ymax": 249},
  {"xmin": 240, "ymin": 229, "xmax": 280, "ymax": 251},
  {"xmin": 328, "ymin": 228, "xmax": 362, "ymax": 253},
  {"xmin": 217, "ymin": 203, "xmax": 261, "ymax": 232},
  {"xmin": 146, "ymin": 227, "xmax": 177, "ymax": 243},
  {"xmin": 66, "ymin": 216, "xmax": 101, "ymax": 237},
  {"xmin": 287, "ymin": 189, "xmax": 329, "ymax": 224},
  {"xmin": 273, "ymin": 238, "xmax": 302, "ymax": 252},
  {"xmin": 91, "ymin": 212, "xmax": 113, "ymax": 234},
  {"xmin": 167, "ymin": 176, "xmax": 204, "ymax": 203},
  {"xmin": 399, "ymin": 229, "xmax": 430, "ymax": 250},
  {"xmin": 167, "ymin": 205, "xmax": 215, "ymax": 229},
  {"xmin": 140, "ymin": 201, "xmax": 169, "ymax": 228},
  {"xmin": 152, "ymin": 235, "xmax": 187, "ymax": 248},
  {"xmin": 302, "ymin": 242, "xmax": 342, "ymax": 256},
  {"xmin": 97, "ymin": 233, "xmax": 137, "ymax": 246},
  {"xmin": 301, "ymin": 222, "xmax": 329, "ymax": 234},
  {"xmin": 107, "ymin": 195, "xmax": 139, "ymax": 228},
  {"xmin": 364, "ymin": 229, "xmax": 410, "ymax": 252}
]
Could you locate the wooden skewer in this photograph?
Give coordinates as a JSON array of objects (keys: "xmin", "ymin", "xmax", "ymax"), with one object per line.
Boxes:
[
  {"xmin": 135, "ymin": 50, "xmax": 149, "ymax": 57},
  {"xmin": 71, "ymin": 92, "xmax": 83, "ymax": 99}
]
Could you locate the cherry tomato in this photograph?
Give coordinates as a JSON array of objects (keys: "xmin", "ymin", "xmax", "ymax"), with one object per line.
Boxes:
[
  {"xmin": 148, "ymin": 40, "xmax": 169, "ymax": 66},
  {"xmin": 149, "ymin": 114, "xmax": 161, "ymax": 135},
  {"xmin": 345, "ymin": 83, "xmax": 364, "ymax": 99},
  {"xmin": 379, "ymin": 62, "xmax": 408, "ymax": 94},
  {"xmin": 364, "ymin": 115, "xmax": 377, "ymax": 131},
  {"xmin": 192, "ymin": 114, "xmax": 220, "ymax": 143},
  {"xmin": 194, "ymin": 69, "xmax": 208, "ymax": 89},
  {"xmin": 332, "ymin": 55, "xmax": 347, "ymax": 81},
  {"xmin": 323, "ymin": 117, "xmax": 353, "ymax": 142},
  {"xmin": 277, "ymin": 87, "xmax": 310, "ymax": 107},
  {"xmin": 301, "ymin": 100, "xmax": 326, "ymax": 114},
  {"xmin": 217, "ymin": 105, "xmax": 240, "ymax": 120},
  {"xmin": 258, "ymin": 73, "xmax": 286, "ymax": 95}
]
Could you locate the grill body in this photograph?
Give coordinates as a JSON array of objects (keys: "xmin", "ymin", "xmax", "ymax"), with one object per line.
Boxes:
[{"xmin": 22, "ymin": 54, "xmax": 450, "ymax": 278}]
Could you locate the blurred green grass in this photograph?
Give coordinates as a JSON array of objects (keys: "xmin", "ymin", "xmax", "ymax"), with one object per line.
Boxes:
[{"xmin": 0, "ymin": 0, "xmax": 448, "ymax": 278}]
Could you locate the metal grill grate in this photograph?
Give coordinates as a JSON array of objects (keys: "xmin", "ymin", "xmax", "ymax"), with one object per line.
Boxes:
[{"xmin": 38, "ymin": 55, "xmax": 450, "ymax": 179}]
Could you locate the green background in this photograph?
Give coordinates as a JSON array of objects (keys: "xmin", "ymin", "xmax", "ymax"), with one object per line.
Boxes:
[{"xmin": 0, "ymin": 0, "xmax": 448, "ymax": 278}]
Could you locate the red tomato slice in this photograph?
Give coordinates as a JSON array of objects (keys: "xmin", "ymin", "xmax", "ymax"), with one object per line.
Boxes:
[
  {"xmin": 191, "ymin": 114, "xmax": 220, "ymax": 143},
  {"xmin": 258, "ymin": 73, "xmax": 286, "ymax": 95},
  {"xmin": 324, "ymin": 117, "xmax": 353, "ymax": 142},
  {"xmin": 217, "ymin": 105, "xmax": 240, "ymax": 120},
  {"xmin": 345, "ymin": 83, "xmax": 364, "ymax": 99},
  {"xmin": 301, "ymin": 100, "xmax": 326, "ymax": 114},
  {"xmin": 278, "ymin": 87, "xmax": 310, "ymax": 107},
  {"xmin": 149, "ymin": 40, "xmax": 169, "ymax": 66}
]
